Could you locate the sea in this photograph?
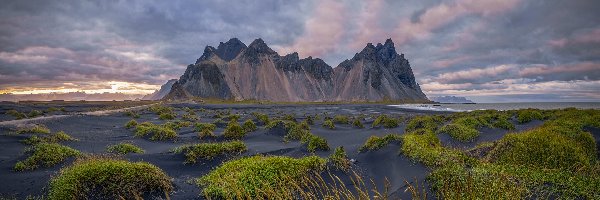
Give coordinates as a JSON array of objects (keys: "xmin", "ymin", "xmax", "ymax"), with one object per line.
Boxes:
[{"xmin": 390, "ymin": 102, "xmax": 600, "ymax": 112}]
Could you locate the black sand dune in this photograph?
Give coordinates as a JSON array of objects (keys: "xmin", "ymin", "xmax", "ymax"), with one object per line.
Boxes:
[{"xmin": 0, "ymin": 103, "xmax": 543, "ymax": 199}]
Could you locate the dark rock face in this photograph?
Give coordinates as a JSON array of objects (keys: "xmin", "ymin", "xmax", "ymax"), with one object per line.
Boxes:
[{"xmin": 166, "ymin": 38, "xmax": 428, "ymax": 102}]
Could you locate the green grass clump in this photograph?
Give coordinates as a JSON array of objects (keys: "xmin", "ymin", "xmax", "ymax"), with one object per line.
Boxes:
[
  {"xmin": 438, "ymin": 124, "xmax": 479, "ymax": 142},
  {"xmin": 223, "ymin": 121, "xmax": 246, "ymax": 139},
  {"xmin": 106, "ymin": 142, "xmax": 144, "ymax": 154},
  {"xmin": 282, "ymin": 114, "xmax": 296, "ymax": 122},
  {"xmin": 329, "ymin": 146, "xmax": 351, "ymax": 171},
  {"xmin": 124, "ymin": 119, "xmax": 138, "ymax": 129},
  {"xmin": 517, "ymin": 109, "xmax": 544, "ymax": 124},
  {"xmin": 21, "ymin": 131, "xmax": 77, "ymax": 145},
  {"xmin": 134, "ymin": 122, "xmax": 177, "ymax": 141},
  {"xmin": 252, "ymin": 112, "xmax": 270, "ymax": 124},
  {"xmin": 372, "ymin": 114, "xmax": 400, "ymax": 128},
  {"xmin": 486, "ymin": 122, "xmax": 595, "ymax": 170},
  {"xmin": 124, "ymin": 110, "xmax": 140, "ymax": 118},
  {"xmin": 400, "ymin": 132, "xmax": 474, "ymax": 167},
  {"xmin": 14, "ymin": 143, "xmax": 81, "ymax": 171},
  {"xmin": 359, "ymin": 134, "xmax": 401, "ymax": 152},
  {"xmin": 16, "ymin": 124, "xmax": 51, "ymax": 134},
  {"xmin": 405, "ymin": 115, "xmax": 445, "ymax": 133},
  {"xmin": 428, "ymin": 164, "xmax": 526, "ymax": 199},
  {"xmin": 304, "ymin": 135, "xmax": 330, "ymax": 152},
  {"xmin": 149, "ymin": 104, "xmax": 173, "ymax": 114},
  {"xmin": 48, "ymin": 157, "xmax": 173, "ymax": 199},
  {"xmin": 332, "ymin": 115, "xmax": 350, "ymax": 124},
  {"xmin": 195, "ymin": 122, "xmax": 217, "ymax": 138},
  {"xmin": 223, "ymin": 114, "xmax": 241, "ymax": 122},
  {"xmin": 158, "ymin": 112, "xmax": 175, "ymax": 120},
  {"xmin": 182, "ymin": 113, "xmax": 199, "ymax": 121},
  {"xmin": 492, "ymin": 117, "xmax": 515, "ymax": 130},
  {"xmin": 172, "ymin": 141, "xmax": 247, "ymax": 163},
  {"xmin": 322, "ymin": 119, "xmax": 335, "ymax": 129},
  {"xmin": 27, "ymin": 110, "xmax": 43, "ymax": 118},
  {"xmin": 242, "ymin": 119, "xmax": 257, "ymax": 132},
  {"xmin": 352, "ymin": 118, "xmax": 364, "ymax": 128},
  {"xmin": 6, "ymin": 109, "xmax": 27, "ymax": 119},
  {"xmin": 305, "ymin": 115, "xmax": 314, "ymax": 125},
  {"xmin": 197, "ymin": 155, "xmax": 326, "ymax": 199}
]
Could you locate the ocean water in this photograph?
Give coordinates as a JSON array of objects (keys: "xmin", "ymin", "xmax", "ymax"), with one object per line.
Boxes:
[{"xmin": 390, "ymin": 102, "xmax": 600, "ymax": 112}]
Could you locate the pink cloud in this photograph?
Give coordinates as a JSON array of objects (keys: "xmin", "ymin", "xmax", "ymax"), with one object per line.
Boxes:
[
  {"xmin": 279, "ymin": 0, "xmax": 347, "ymax": 58},
  {"xmin": 349, "ymin": 0, "xmax": 386, "ymax": 49},
  {"xmin": 519, "ymin": 62, "xmax": 600, "ymax": 77},
  {"xmin": 392, "ymin": 0, "xmax": 521, "ymax": 45},
  {"xmin": 548, "ymin": 28, "xmax": 600, "ymax": 48},
  {"xmin": 435, "ymin": 64, "xmax": 516, "ymax": 82}
]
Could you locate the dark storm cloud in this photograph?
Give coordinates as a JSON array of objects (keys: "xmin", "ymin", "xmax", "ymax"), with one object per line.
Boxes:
[{"xmin": 0, "ymin": 0, "xmax": 599, "ymax": 101}]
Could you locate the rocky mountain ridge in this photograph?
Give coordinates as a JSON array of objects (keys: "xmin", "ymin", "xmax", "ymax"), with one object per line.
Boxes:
[{"xmin": 166, "ymin": 38, "xmax": 429, "ymax": 102}]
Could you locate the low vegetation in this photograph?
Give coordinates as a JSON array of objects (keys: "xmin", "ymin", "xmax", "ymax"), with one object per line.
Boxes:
[
  {"xmin": 158, "ymin": 112, "xmax": 176, "ymax": 120},
  {"xmin": 305, "ymin": 134, "xmax": 330, "ymax": 152},
  {"xmin": 438, "ymin": 123, "xmax": 479, "ymax": 142},
  {"xmin": 182, "ymin": 113, "xmax": 199, "ymax": 121},
  {"xmin": 48, "ymin": 157, "xmax": 173, "ymax": 199},
  {"xmin": 172, "ymin": 140, "xmax": 247, "ymax": 163},
  {"xmin": 223, "ymin": 121, "xmax": 247, "ymax": 139},
  {"xmin": 332, "ymin": 115, "xmax": 350, "ymax": 124},
  {"xmin": 352, "ymin": 118, "xmax": 364, "ymax": 128},
  {"xmin": 517, "ymin": 109, "xmax": 545, "ymax": 123},
  {"xmin": 359, "ymin": 134, "xmax": 401, "ymax": 152},
  {"xmin": 14, "ymin": 143, "xmax": 81, "ymax": 171},
  {"xmin": 405, "ymin": 115, "xmax": 445, "ymax": 133},
  {"xmin": 124, "ymin": 110, "xmax": 140, "ymax": 118},
  {"xmin": 195, "ymin": 122, "xmax": 217, "ymax": 138},
  {"xmin": 282, "ymin": 121, "xmax": 330, "ymax": 152},
  {"xmin": 106, "ymin": 142, "xmax": 144, "ymax": 154},
  {"xmin": 197, "ymin": 155, "xmax": 327, "ymax": 199},
  {"xmin": 322, "ymin": 119, "xmax": 335, "ymax": 129},
  {"xmin": 329, "ymin": 146, "xmax": 351, "ymax": 171},
  {"xmin": 134, "ymin": 122, "xmax": 178, "ymax": 141},
  {"xmin": 6, "ymin": 109, "xmax": 27, "ymax": 119},
  {"xmin": 16, "ymin": 124, "xmax": 51, "ymax": 134},
  {"xmin": 242, "ymin": 119, "xmax": 257, "ymax": 132},
  {"xmin": 21, "ymin": 131, "xmax": 77, "ymax": 145},
  {"xmin": 372, "ymin": 114, "xmax": 400, "ymax": 128},
  {"xmin": 252, "ymin": 112, "xmax": 270, "ymax": 125},
  {"xmin": 124, "ymin": 119, "xmax": 138, "ymax": 128},
  {"xmin": 27, "ymin": 110, "xmax": 43, "ymax": 118}
]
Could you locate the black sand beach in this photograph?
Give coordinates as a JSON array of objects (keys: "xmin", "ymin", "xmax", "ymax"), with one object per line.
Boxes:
[{"xmin": 0, "ymin": 102, "xmax": 572, "ymax": 199}]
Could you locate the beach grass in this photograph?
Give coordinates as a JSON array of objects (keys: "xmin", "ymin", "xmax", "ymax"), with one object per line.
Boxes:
[{"xmin": 48, "ymin": 157, "xmax": 173, "ymax": 199}]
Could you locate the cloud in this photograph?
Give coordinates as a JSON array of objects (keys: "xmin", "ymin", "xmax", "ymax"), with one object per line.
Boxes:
[
  {"xmin": 0, "ymin": 0, "xmax": 599, "ymax": 101},
  {"xmin": 278, "ymin": 0, "xmax": 347, "ymax": 58}
]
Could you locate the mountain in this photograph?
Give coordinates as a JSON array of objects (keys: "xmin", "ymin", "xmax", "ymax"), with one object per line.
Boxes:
[
  {"xmin": 431, "ymin": 96, "xmax": 475, "ymax": 104},
  {"xmin": 142, "ymin": 79, "xmax": 178, "ymax": 100},
  {"xmin": 165, "ymin": 38, "xmax": 428, "ymax": 102}
]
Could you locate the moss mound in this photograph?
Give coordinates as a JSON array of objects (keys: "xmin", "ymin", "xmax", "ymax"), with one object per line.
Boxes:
[
  {"xmin": 48, "ymin": 158, "xmax": 173, "ymax": 199},
  {"xmin": 359, "ymin": 134, "xmax": 401, "ymax": 152},
  {"xmin": 14, "ymin": 143, "xmax": 81, "ymax": 171},
  {"xmin": 134, "ymin": 122, "xmax": 177, "ymax": 141},
  {"xmin": 172, "ymin": 141, "xmax": 247, "ymax": 163},
  {"xmin": 106, "ymin": 142, "xmax": 144, "ymax": 154},
  {"xmin": 197, "ymin": 155, "xmax": 326, "ymax": 199}
]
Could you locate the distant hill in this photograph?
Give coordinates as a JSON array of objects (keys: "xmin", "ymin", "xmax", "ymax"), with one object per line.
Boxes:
[
  {"xmin": 164, "ymin": 38, "xmax": 429, "ymax": 102},
  {"xmin": 0, "ymin": 92, "xmax": 145, "ymax": 102},
  {"xmin": 431, "ymin": 96, "xmax": 475, "ymax": 104},
  {"xmin": 142, "ymin": 79, "xmax": 178, "ymax": 100}
]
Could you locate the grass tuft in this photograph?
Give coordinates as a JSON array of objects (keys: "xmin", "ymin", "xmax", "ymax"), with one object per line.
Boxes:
[
  {"xmin": 16, "ymin": 124, "xmax": 51, "ymax": 134},
  {"xmin": 359, "ymin": 134, "xmax": 401, "ymax": 152},
  {"xmin": 48, "ymin": 157, "xmax": 173, "ymax": 199},
  {"xmin": 329, "ymin": 146, "xmax": 351, "ymax": 171},
  {"xmin": 242, "ymin": 119, "xmax": 258, "ymax": 132},
  {"xmin": 223, "ymin": 121, "xmax": 247, "ymax": 139},
  {"xmin": 14, "ymin": 143, "xmax": 81, "ymax": 171},
  {"xmin": 134, "ymin": 122, "xmax": 177, "ymax": 141},
  {"xmin": 197, "ymin": 155, "xmax": 326, "ymax": 199},
  {"xmin": 172, "ymin": 140, "xmax": 247, "ymax": 163},
  {"xmin": 124, "ymin": 119, "xmax": 138, "ymax": 129},
  {"xmin": 322, "ymin": 119, "xmax": 335, "ymax": 129},
  {"xmin": 106, "ymin": 142, "xmax": 144, "ymax": 154}
]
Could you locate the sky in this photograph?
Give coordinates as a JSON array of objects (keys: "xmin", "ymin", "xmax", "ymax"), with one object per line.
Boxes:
[{"xmin": 0, "ymin": 0, "xmax": 599, "ymax": 103}]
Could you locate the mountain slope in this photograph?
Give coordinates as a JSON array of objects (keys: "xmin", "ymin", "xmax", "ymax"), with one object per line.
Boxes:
[
  {"xmin": 142, "ymin": 79, "xmax": 178, "ymax": 100},
  {"xmin": 166, "ymin": 38, "xmax": 429, "ymax": 102}
]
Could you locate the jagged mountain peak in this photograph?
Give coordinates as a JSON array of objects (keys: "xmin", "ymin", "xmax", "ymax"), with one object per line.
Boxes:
[
  {"xmin": 215, "ymin": 38, "xmax": 247, "ymax": 61},
  {"xmin": 246, "ymin": 38, "xmax": 276, "ymax": 54}
]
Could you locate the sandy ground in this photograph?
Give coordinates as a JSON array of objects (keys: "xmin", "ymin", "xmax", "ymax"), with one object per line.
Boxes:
[{"xmin": 0, "ymin": 103, "xmax": 548, "ymax": 199}]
